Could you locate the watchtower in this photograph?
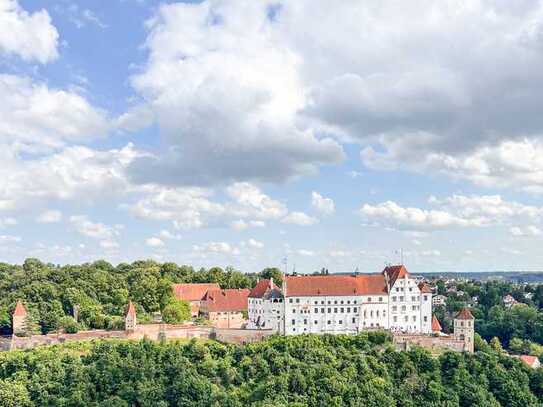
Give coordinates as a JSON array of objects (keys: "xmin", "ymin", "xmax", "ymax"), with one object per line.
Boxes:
[
  {"xmin": 125, "ymin": 301, "xmax": 137, "ymax": 332},
  {"xmin": 454, "ymin": 308, "xmax": 474, "ymax": 353},
  {"xmin": 12, "ymin": 300, "xmax": 27, "ymax": 336}
]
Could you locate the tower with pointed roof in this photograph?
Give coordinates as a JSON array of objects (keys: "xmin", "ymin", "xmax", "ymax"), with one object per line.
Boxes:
[
  {"xmin": 125, "ymin": 301, "xmax": 137, "ymax": 332},
  {"xmin": 12, "ymin": 300, "xmax": 27, "ymax": 336},
  {"xmin": 453, "ymin": 308, "xmax": 474, "ymax": 352}
]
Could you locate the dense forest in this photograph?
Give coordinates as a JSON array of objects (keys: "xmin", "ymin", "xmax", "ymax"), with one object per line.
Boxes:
[
  {"xmin": 0, "ymin": 259, "xmax": 282, "ymax": 335},
  {"xmin": 0, "ymin": 333, "xmax": 542, "ymax": 406}
]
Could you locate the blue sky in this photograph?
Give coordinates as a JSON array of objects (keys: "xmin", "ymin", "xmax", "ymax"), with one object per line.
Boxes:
[{"xmin": 1, "ymin": 0, "xmax": 543, "ymax": 273}]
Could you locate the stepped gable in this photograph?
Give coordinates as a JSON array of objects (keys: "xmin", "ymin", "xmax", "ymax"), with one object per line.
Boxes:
[
  {"xmin": 284, "ymin": 274, "xmax": 387, "ymax": 297},
  {"xmin": 249, "ymin": 279, "xmax": 275, "ymax": 298},
  {"xmin": 202, "ymin": 288, "xmax": 250, "ymax": 312},
  {"xmin": 382, "ymin": 265, "xmax": 410, "ymax": 288},
  {"xmin": 172, "ymin": 283, "xmax": 221, "ymax": 301},
  {"xmin": 455, "ymin": 308, "xmax": 474, "ymax": 320}
]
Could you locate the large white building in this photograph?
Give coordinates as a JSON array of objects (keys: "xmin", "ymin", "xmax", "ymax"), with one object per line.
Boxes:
[{"xmin": 248, "ymin": 265, "xmax": 433, "ymax": 335}]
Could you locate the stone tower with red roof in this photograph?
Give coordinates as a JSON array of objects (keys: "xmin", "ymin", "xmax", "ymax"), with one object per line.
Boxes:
[
  {"xmin": 454, "ymin": 308, "xmax": 474, "ymax": 352},
  {"xmin": 12, "ymin": 300, "xmax": 27, "ymax": 336},
  {"xmin": 125, "ymin": 301, "xmax": 137, "ymax": 332}
]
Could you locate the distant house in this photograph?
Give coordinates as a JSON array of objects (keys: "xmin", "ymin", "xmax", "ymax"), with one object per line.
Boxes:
[
  {"xmin": 433, "ymin": 295, "xmax": 447, "ymax": 306},
  {"xmin": 172, "ymin": 283, "xmax": 221, "ymax": 317},
  {"xmin": 503, "ymin": 294, "xmax": 518, "ymax": 308},
  {"xmin": 471, "ymin": 296, "xmax": 479, "ymax": 304},
  {"xmin": 520, "ymin": 355, "xmax": 541, "ymax": 369},
  {"xmin": 524, "ymin": 292, "xmax": 534, "ymax": 300},
  {"xmin": 199, "ymin": 288, "xmax": 250, "ymax": 328}
]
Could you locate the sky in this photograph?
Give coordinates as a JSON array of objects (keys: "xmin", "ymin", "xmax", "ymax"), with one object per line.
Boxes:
[{"xmin": 1, "ymin": 0, "xmax": 543, "ymax": 273}]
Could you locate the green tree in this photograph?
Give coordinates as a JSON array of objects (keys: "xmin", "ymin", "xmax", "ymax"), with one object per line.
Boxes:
[{"xmin": 162, "ymin": 300, "xmax": 191, "ymax": 323}]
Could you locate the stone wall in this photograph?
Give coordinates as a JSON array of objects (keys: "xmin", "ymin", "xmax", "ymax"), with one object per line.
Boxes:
[{"xmin": 393, "ymin": 333, "xmax": 468, "ymax": 353}]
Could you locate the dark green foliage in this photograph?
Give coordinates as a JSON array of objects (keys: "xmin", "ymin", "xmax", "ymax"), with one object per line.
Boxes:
[
  {"xmin": 162, "ymin": 300, "xmax": 191, "ymax": 323},
  {"xmin": 0, "ymin": 334, "xmax": 541, "ymax": 406}
]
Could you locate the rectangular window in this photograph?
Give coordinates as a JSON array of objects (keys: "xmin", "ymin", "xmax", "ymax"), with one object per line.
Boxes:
[
  {"xmin": 368, "ymin": 297, "xmax": 372, "ymax": 302},
  {"xmin": 339, "ymin": 320, "xmax": 343, "ymax": 324},
  {"xmin": 289, "ymin": 299, "xmax": 293, "ymax": 303},
  {"xmin": 314, "ymin": 308, "xmax": 318, "ymax": 313},
  {"xmin": 424, "ymin": 316, "xmax": 428, "ymax": 322},
  {"xmin": 314, "ymin": 320, "xmax": 318, "ymax": 324},
  {"xmin": 291, "ymin": 319, "xmax": 295, "ymax": 325},
  {"xmin": 347, "ymin": 307, "xmax": 351, "ymax": 313},
  {"xmin": 296, "ymin": 298, "xmax": 300, "ymax": 303},
  {"xmin": 393, "ymin": 316, "xmax": 397, "ymax": 322},
  {"xmin": 293, "ymin": 309, "xmax": 296, "ymax": 313},
  {"xmin": 392, "ymin": 306, "xmax": 397, "ymax": 311},
  {"xmin": 328, "ymin": 308, "xmax": 331, "ymax": 313},
  {"xmin": 334, "ymin": 308, "xmax": 338, "ymax": 313},
  {"xmin": 304, "ymin": 319, "xmax": 307, "ymax": 324},
  {"xmin": 424, "ymin": 296, "xmax": 428, "ymax": 301},
  {"xmin": 340, "ymin": 307, "xmax": 344, "ymax": 313},
  {"xmin": 327, "ymin": 320, "xmax": 331, "ymax": 325},
  {"xmin": 400, "ymin": 296, "xmax": 404, "ymax": 302},
  {"xmin": 392, "ymin": 296, "xmax": 397, "ymax": 302},
  {"xmin": 353, "ymin": 307, "xmax": 358, "ymax": 313},
  {"xmin": 352, "ymin": 317, "xmax": 356, "ymax": 323},
  {"xmin": 321, "ymin": 307, "xmax": 325, "ymax": 313},
  {"xmin": 379, "ymin": 297, "xmax": 383, "ymax": 302}
]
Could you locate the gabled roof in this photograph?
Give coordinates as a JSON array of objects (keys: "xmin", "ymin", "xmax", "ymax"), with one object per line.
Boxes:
[
  {"xmin": 432, "ymin": 315, "xmax": 442, "ymax": 332},
  {"xmin": 249, "ymin": 279, "xmax": 276, "ymax": 298},
  {"xmin": 172, "ymin": 283, "xmax": 221, "ymax": 301},
  {"xmin": 455, "ymin": 308, "xmax": 474, "ymax": 320},
  {"xmin": 418, "ymin": 282, "xmax": 433, "ymax": 293},
  {"xmin": 284, "ymin": 274, "xmax": 387, "ymax": 297},
  {"xmin": 382, "ymin": 265, "xmax": 410, "ymax": 288},
  {"xmin": 13, "ymin": 300, "xmax": 27, "ymax": 317},
  {"xmin": 126, "ymin": 300, "xmax": 136, "ymax": 317},
  {"xmin": 202, "ymin": 288, "xmax": 250, "ymax": 312}
]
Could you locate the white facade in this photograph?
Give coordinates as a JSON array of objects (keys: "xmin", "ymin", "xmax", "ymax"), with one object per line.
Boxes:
[{"xmin": 248, "ymin": 267, "xmax": 433, "ymax": 336}]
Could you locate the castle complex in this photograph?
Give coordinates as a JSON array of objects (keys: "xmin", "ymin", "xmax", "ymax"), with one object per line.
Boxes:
[
  {"xmin": 248, "ymin": 265, "xmax": 434, "ymax": 335},
  {"xmin": 3, "ymin": 265, "xmax": 475, "ymax": 354}
]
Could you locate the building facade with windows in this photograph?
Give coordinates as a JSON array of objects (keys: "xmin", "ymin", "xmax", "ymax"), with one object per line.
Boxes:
[{"xmin": 247, "ymin": 265, "xmax": 433, "ymax": 335}]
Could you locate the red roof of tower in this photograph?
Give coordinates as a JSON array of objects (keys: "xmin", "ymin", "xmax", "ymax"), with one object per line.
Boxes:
[
  {"xmin": 519, "ymin": 355, "xmax": 540, "ymax": 367},
  {"xmin": 432, "ymin": 315, "xmax": 442, "ymax": 332},
  {"xmin": 172, "ymin": 283, "xmax": 221, "ymax": 301},
  {"xmin": 13, "ymin": 300, "xmax": 27, "ymax": 317},
  {"xmin": 455, "ymin": 308, "xmax": 474, "ymax": 320},
  {"xmin": 126, "ymin": 300, "xmax": 136, "ymax": 317},
  {"xmin": 202, "ymin": 288, "xmax": 250, "ymax": 312}
]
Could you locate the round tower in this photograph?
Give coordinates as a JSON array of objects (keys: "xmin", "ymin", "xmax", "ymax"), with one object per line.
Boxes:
[{"xmin": 453, "ymin": 308, "xmax": 474, "ymax": 353}]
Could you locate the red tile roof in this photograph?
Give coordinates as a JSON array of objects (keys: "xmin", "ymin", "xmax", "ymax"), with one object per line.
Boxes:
[
  {"xmin": 172, "ymin": 283, "xmax": 221, "ymax": 301},
  {"xmin": 126, "ymin": 301, "xmax": 136, "ymax": 317},
  {"xmin": 249, "ymin": 279, "xmax": 277, "ymax": 298},
  {"xmin": 455, "ymin": 308, "xmax": 474, "ymax": 320},
  {"xmin": 432, "ymin": 315, "xmax": 442, "ymax": 332},
  {"xmin": 202, "ymin": 289, "xmax": 250, "ymax": 312},
  {"xmin": 418, "ymin": 282, "xmax": 433, "ymax": 293},
  {"xmin": 382, "ymin": 265, "xmax": 410, "ymax": 287},
  {"xmin": 284, "ymin": 274, "xmax": 387, "ymax": 297},
  {"xmin": 520, "ymin": 355, "xmax": 540, "ymax": 367},
  {"xmin": 13, "ymin": 300, "xmax": 27, "ymax": 317}
]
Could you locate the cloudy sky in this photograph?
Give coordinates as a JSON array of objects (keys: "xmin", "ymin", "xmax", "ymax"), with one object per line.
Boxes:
[{"xmin": 1, "ymin": 0, "xmax": 543, "ymax": 273}]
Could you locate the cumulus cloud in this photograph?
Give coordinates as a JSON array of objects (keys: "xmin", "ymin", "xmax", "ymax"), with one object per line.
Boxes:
[
  {"xmin": 193, "ymin": 241, "xmax": 240, "ymax": 256},
  {"xmin": 127, "ymin": 1, "xmax": 344, "ymax": 186},
  {"xmin": 360, "ymin": 194, "xmax": 543, "ymax": 231},
  {"xmin": 0, "ymin": 75, "xmax": 109, "ymax": 152},
  {"xmin": 510, "ymin": 225, "xmax": 542, "ymax": 237},
  {"xmin": 0, "ymin": 0, "xmax": 59, "ymax": 63},
  {"xmin": 0, "ymin": 217, "xmax": 16, "ymax": 228},
  {"xmin": 281, "ymin": 211, "xmax": 319, "ymax": 226},
  {"xmin": 297, "ymin": 249, "xmax": 315, "ymax": 256},
  {"xmin": 311, "ymin": 191, "xmax": 335, "ymax": 215},
  {"xmin": 0, "ymin": 143, "xmax": 141, "ymax": 211},
  {"xmin": 146, "ymin": 237, "xmax": 165, "ymax": 247},
  {"xmin": 36, "ymin": 210, "xmax": 62, "ymax": 223},
  {"xmin": 70, "ymin": 215, "xmax": 122, "ymax": 249}
]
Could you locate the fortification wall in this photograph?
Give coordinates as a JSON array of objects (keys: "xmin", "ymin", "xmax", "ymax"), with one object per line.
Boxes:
[{"xmin": 393, "ymin": 333, "xmax": 468, "ymax": 353}]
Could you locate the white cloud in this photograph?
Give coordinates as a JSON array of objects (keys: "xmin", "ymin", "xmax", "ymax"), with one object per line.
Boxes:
[
  {"xmin": 127, "ymin": 1, "xmax": 344, "ymax": 186},
  {"xmin": 0, "ymin": 143, "xmax": 141, "ymax": 211},
  {"xmin": 0, "ymin": 217, "xmax": 16, "ymax": 228},
  {"xmin": 282, "ymin": 211, "xmax": 319, "ymax": 226},
  {"xmin": 70, "ymin": 215, "xmax": 122, "ymax": 251},
  {"xmin": 311, "ymin": 191, "xmax": 335, "ymax": 215},
  {"xmin": 361, "ymin": 194, "xmax": 543, "ymax": 231},
  {"xmin": 0, "ymin": 234, "xmax": 21, "ymax": 243},
  {"xmin": 246, "ymin": 238, "xmax": 264, "ymax": 249},
  {"xmin": 297, "ymin": 249, "xmax": 315, "ymax": 256},
  {"xmin": 0, "ymin": 0, "xmax": 59, "ymax": 63},
  {"xmin": 146, "ymin": 237, "xmax": 165, "ymax": 247},
  {"xmin": 158, "ymin": 230, "xmax": 181, "ymax": 240},
  {"xmin": 36, "ymin": 210, "xmax": 62, "ymax": 223},
  {"xmin": 360, "ymin": 201, "xmax": 474, "ymax": 230},
  {"xmin": 510, "ymin": 225, "xmax": 542, "ymax": 237},
  {"xmin": 226, "ymin": 183, "xmax": 288, "ymax": 220},
  {"xmin": 192, "ymin": 241, "xmax": 240, "ymax": 255},
  {"xmin": 0, "ymin": 75, "xmax": 109, "ymax": 152}
]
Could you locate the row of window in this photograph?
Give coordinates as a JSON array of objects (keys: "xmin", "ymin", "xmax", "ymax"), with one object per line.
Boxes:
[{"xmin": 291, "ymin": 318, "xmax": 358, "ymax": 325}]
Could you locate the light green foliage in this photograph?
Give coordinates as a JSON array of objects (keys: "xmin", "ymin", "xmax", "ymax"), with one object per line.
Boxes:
[{"xmin": 162, "ymin": 300, "xmax": 191, "ymax": 324}]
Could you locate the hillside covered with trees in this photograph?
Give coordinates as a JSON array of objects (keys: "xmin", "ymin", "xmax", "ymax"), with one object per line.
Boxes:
[{"xmin": 0, "ymin": 333, "xmax": 542, "ymax": 406}]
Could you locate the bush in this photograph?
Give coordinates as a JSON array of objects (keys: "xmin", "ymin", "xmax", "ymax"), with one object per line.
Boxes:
[
  {"xmin": 58, "ymin": 316, "xmax": 80, "ymax": 334},
  {"xmin": 162, "ymin": 300, "xmax": 191, "ymax": 324}
]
